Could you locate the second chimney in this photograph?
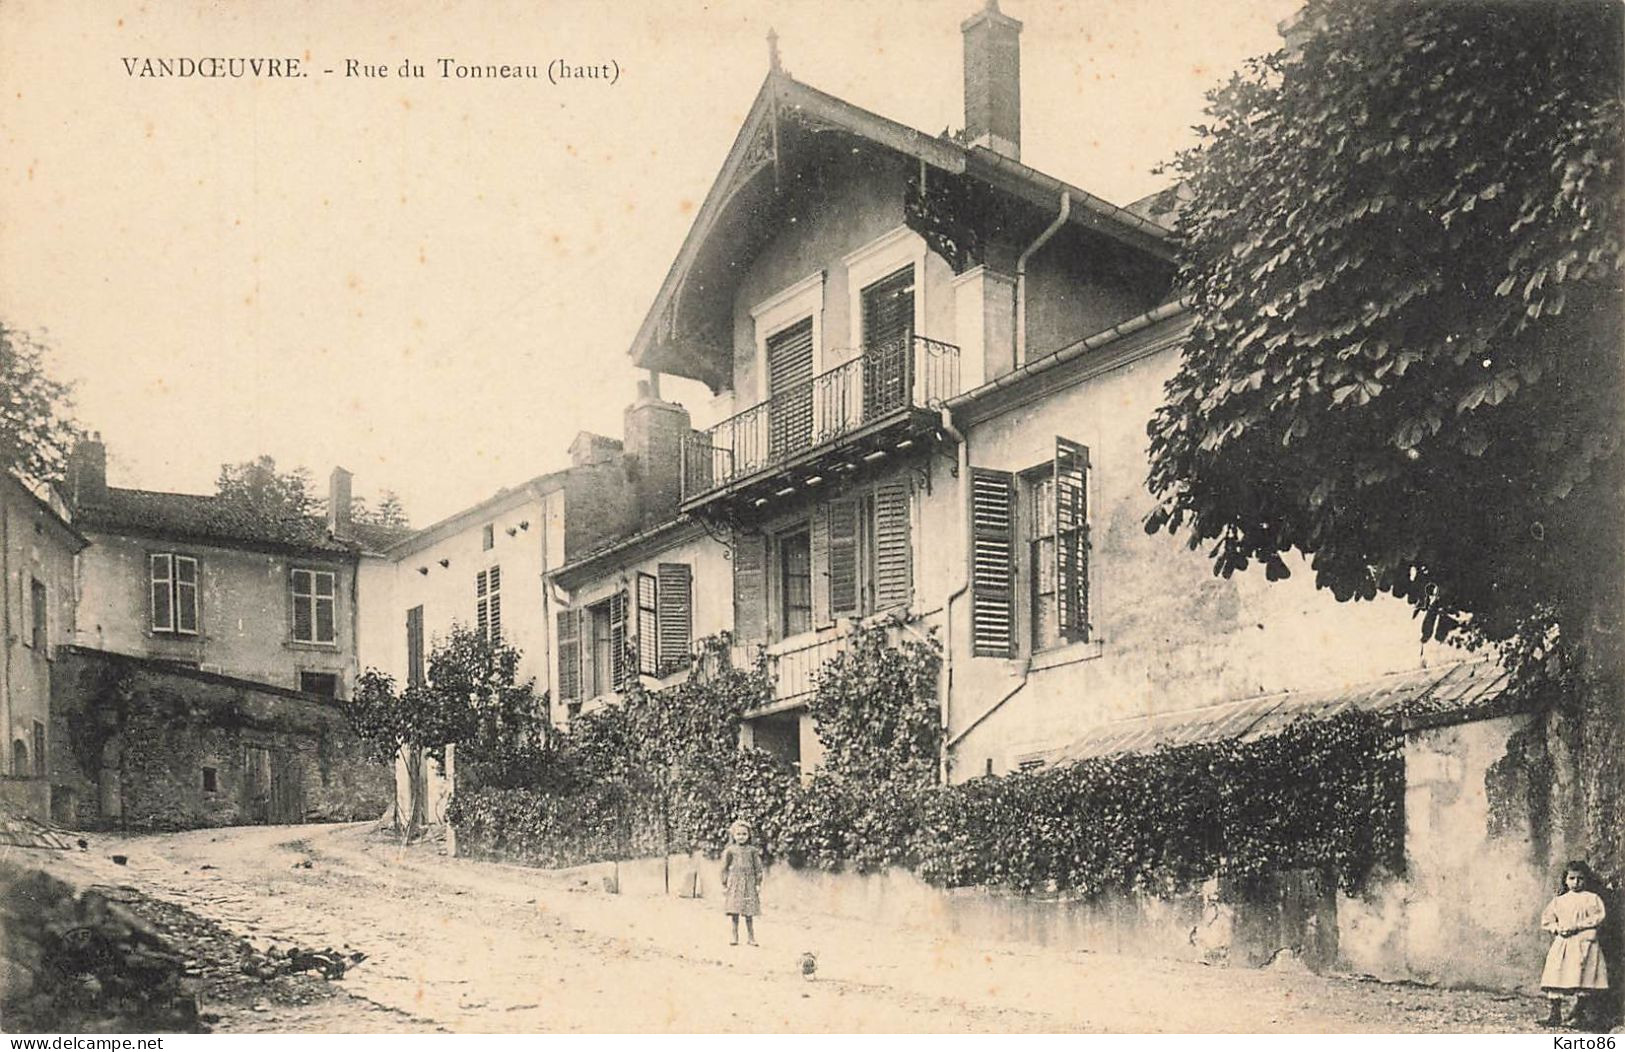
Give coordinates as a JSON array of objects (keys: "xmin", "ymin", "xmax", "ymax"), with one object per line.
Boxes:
[
  {"xmin": 962, "ymin": 0, "xmax": 1023, "ymax": 160},
  {"xmin": 328, "ymin": 466, "xmax": 353, "ymax": 538}
]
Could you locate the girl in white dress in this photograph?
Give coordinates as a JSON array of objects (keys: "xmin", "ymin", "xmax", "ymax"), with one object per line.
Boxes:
[{"xmin": 1539, "ymin": 860, "xmax": 1609, "ymax": 1028}]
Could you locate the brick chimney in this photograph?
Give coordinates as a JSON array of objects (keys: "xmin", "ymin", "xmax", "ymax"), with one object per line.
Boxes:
[
  {"xmin": 962, "ymin": 0, "xmax": 1022, "ymax": 160},
  {"xmin": 67, "ymin": 432, "xmax": 107, "ymax": 507},
  {"xmin": 328, "ymin": 466, "xmax": 353, "ymax": 537},
  {"xmin": 623, "ymin": 380, "xmax": 691, "ymax": 528}
]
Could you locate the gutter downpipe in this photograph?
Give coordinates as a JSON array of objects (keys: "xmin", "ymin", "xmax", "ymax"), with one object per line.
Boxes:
[
  {"xmin": 1015, "ymin": 191, "xmax": 1071, "ymax": 365},
  {"xmin": 937, "ymin": 407, "xmax": 970, "ymax": 786}
]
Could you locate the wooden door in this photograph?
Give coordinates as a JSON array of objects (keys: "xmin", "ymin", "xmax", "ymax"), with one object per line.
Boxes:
[
  {"xmin": 243, "ymin": 745, "xmax": 272, "ymax": 824},
  {"xmin": 271, "ymin": 750, "xmax": 305, "ymax": 823}
]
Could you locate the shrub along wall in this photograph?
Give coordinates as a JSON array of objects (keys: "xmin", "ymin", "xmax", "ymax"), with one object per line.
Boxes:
[{"xmin": 449, "ymin": 625, "xmax": 1404, "ymax": 902}]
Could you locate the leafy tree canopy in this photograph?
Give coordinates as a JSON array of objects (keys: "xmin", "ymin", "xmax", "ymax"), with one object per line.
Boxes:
[
  {"xmin": 214, "ymin": 455, "xmax": 319, "ymax": 519},
  {"xmin": 0, "ymin": 323, "xmax": 82, "ymax": 485},
  {"xmin": 353, "ymin": 489, "xmax": 410, "ymax": 530},
  {"xmin": 1147, "ymin": 0, "xmax": 1624, "ymax": 687}
]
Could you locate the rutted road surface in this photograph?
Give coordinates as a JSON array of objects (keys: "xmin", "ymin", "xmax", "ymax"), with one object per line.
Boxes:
[{"xmin": 28, "ymin": 822, "xmax": 1545, "ymax": 1033}]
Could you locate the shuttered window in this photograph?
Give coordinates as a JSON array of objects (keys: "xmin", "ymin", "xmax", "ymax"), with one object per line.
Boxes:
[
  {"xmin": 476, "ymin": 566, "xmax": 502, "ymax": 643},
  {"xmin": 827, "ymin": 499, "xmax": 860, "ymax": 617},
  {"xmin": 862, "ymin": 266, "xmax": 915, "ymax": 417},
  {"xmin": 636, "ymin": 573, "xmax": 658, "ymax": 677},
  {"xmin": 656, "ymin": 563, "xmax": 693, "ymax": 674},
  {"xmin": 767, "ymin": 318, "xmax": 815, "ymax": 457},
  {"xmin": 872, "ymin": 481, "xmax": 912, "ymax": 610},
  {"xmin": 557, "ymin": 609, "xmax": 581, "ymax": 701},
  {"xmin": 406, "ymin": 605, "xmax": 425, "ymax": 687},
  {"xmin": 1054, "ymin": 437, "xmax": 1091, "ymax": 643},
  {"xmin": 291, "ymin": 568, "xmax": 336, "ymax": 644},
  {"xmin": 970, "ymin": 468, "xmax": 1016, "ymax": 657}
]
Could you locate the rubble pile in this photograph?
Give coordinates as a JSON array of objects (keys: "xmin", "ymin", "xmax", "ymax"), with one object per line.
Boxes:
[{"xmin": 0, "ymin": 862, "xmax": 202, "ymax": 1033}]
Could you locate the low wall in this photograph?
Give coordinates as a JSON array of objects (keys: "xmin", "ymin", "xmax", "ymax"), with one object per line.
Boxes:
[
  {"xmin": 0, "ymin": 777, "xmax": 49, "ymax": 823},
  {"xmin": 50, "ymin": 648, "xmax": 392, "ymax": 831},
  {"xmin": 494, "ymin": 710, "xmax": 1603, "ymax": 996}
]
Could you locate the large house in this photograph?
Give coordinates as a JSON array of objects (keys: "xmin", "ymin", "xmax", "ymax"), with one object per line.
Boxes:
[{"xmin": 532, "ymin": 0, "xmax": 1572, "ymax": 992}]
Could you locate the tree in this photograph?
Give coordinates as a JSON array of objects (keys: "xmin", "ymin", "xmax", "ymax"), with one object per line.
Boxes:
[
  {"xmin": 353, "ymin": 489, "xmax": 410, "ymax": 530},
  {"xmin": 214, "ymin": 455, "xmax": 319, "ymax": 519},
  {"xmin": 0, "ymin": 323, "xmax": 82, "ymax": 484},
  {"xmin": 1146, "ymin": 0, "xmax": 1622, "ymax": 870},
  {"xmin": 345, "ymin": 625, "xmax": 546, "ymax": 838}
]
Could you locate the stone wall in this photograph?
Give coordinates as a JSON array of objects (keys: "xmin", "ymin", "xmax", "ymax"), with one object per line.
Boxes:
[{"xmin": 50, "ymin": 647, "xmax": 391, "ymax": 831}]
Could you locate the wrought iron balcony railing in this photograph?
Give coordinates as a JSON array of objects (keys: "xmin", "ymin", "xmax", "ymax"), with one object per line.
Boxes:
[{"xmin": 682, "ymin": 335, "xmax": 959, "ymax": 501}]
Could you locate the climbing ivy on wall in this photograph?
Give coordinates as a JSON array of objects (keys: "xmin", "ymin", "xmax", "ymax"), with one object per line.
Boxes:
[{"xmin": 451, "ymin": 626, "xmax": 1404, "ymax": 899}]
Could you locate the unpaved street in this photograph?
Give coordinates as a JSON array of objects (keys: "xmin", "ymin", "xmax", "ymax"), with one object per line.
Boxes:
[{"xmin": 22, "ymin": 822, "xmax": 1548, "ymax": 1033}]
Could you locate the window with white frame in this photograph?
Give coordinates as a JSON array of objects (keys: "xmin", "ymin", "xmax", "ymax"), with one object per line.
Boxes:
[
  {"xmin": 290, "ymin": 568, "xmax": 337, "ymax": 644},
  {"xmin": 150, "ymin": 554, "xmax": 200, "ymax": 635}
]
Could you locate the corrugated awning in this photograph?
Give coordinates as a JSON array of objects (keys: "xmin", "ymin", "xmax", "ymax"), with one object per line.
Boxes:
[{"xmin": 1049, "ymin": 660, "xmax": 1513, "ymax": 763}]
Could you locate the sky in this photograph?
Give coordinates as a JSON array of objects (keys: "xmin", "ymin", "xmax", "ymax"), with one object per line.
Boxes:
[{"xmin": 0, "ymin": 0, "xmax": 1298, "ymax": 526}]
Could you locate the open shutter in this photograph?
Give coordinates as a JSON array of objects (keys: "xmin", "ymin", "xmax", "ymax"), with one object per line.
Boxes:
[
  {"xmin": 609, "ymin": 589, "xmax": 627, "ymax": 690},
  {"xmin": 1054, "ymin": 438, "xmax": 1091, "ymax": 642},
  {"xmin": 556, "ymin": 609, "xmax": 581, "ymax": 701},
  {"xmin": 872, "ymin": 481, "xmax": 912, "ymax": 610},
  {"xmin": 656, "ymin": 563, "xmax": 692, "ymax": 673},
  {"xmin": 636, "ymin": 573, "xmax": 658, "ymax": 677},
  {"xmin": 488, "ymin": 565, "xmax": 502, "ymax": 643},
  {"xmin": 733, "ymin": 532, "xmax": 768, "ymax": 645},
  {"xmin": 970, "ymin": 468, "xmax": 1016, "ymax": 657},
  {"xmin": 406, "ymin": 606, "xmax": 425, "ymax": 687},
  {"xmin": 475, "ymin": 570, "xmax": 489, "ymax": 639},
  {"xmin": 827, "ymin": 498, "xmax": 860, "ymax": 617}
]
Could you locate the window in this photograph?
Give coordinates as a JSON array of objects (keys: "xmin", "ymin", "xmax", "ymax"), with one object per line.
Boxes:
[
  {"xmin": 476, "ymin": 566, "xmax": 502, "ymax": 642},
  {"xmin": 482, "ymin": 523, "xmax": 495, "ymax": 551},
  {"xmin": 290, "ymin": 568, "xmax": 337, "ymax": 644},
  {"xmin": 828, "ymin": 482, "xmax": 912, "ymax": 619},
  {"xmin": 860, "ymin": 266, "xmax": 916, "ymax": 417},
  {"xmin": 150, "ymin": 554, "xmax": 200, "ymax": 635},
  {"xmin": 766, "ymin": 318, "xmax": 816, "ymax": 458},
  {"xmin": 585, "ymin": 592, "xmax": 626, "ymax": 696},
  {"xmin": 406, "ymin": 606, "xmax": 425, "ymax": 687},
  {"xmin": 1025, "ymin": 468, "xmax": 1060, "ymax": 651},
  {"xmin": 31, "ymin": 721, "xmax": 45, "ymax": 777},
  {"xmin": 201, "ymin": 766, "xmax": 218, "ymax": 793},
  {"xmin": 29, "ymin": 578, "xmax": 46, "ymax": 650},
  {"xmin": 778, "ymin": 527, "xmax": 813, "ymax": 638},
  {"xmin": 299, "ymin": 671, "xmax": 339, "ymax": 698}
]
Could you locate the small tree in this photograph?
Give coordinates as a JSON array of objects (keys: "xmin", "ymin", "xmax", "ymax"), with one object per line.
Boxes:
[
  {"xmin": 215, "ymin": 455, "xmax": 319, "ymax": 519},
  {"xmin": 0, "ymin": 322, "xmax": 82, "ymax": 485},
  {"xmin": 353, "ymin": 489, "xmax": 410, "ymax": 529},
  {"xmin": 345, "ymin": 625, "xmax": 546, "ymax": 839}
]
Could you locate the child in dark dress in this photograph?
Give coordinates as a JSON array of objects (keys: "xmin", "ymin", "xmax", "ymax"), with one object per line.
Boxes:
[{"xmin": 720, "ymin": 819, "xmax": 763, "ymax": 947}]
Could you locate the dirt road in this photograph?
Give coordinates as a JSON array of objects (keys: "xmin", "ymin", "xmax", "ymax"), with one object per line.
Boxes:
[{"xmin": 23, "ymin": 822, "xmax": 1549, "ymax": 1033}]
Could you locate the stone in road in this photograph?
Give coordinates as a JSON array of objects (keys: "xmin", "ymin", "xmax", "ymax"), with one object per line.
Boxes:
[{"xmin": 31, "ymin": 822, "xmax": 1544, "ymax": 1033}]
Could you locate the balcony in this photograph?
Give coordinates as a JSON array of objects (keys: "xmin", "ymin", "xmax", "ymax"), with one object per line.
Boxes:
[{"xmin": 681, "ymin": 335, "xmax": 959, "ymax": 514}]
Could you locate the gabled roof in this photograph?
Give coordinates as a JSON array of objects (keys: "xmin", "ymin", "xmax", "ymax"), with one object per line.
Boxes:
[
  {"xmin": 77, "ymin": 486, "xmax": 355, "ymax": 557},
  {"xmin": 382, "ymin": 468, "xmax": 570, "ymax": 559},
  {"xmin": 630, "ymin": 70, "xmax": 1176, "ymax": 388},
  {"xmin": 1, "ymin": 472, "xmax": 88, "ymax": 551}
]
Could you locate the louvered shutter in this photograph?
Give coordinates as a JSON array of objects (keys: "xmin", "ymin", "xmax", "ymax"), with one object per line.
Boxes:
[
  {"xmin": 557, "ymin": 609, "xmax": 581, "ymax": 701},
  {"xmin": 862, "ymin": 266, "xmax": 915, "ymax": 416},
  {"xmin": 766, "ymin": 318, "xmax": 815, "ymax": 456},
  {"xmin": 609, "ymin": 589, "xmax": 627, "ymax": 690},
  {"xmin": 636, "ymin": 573, "xmax": 658, "ymax": 676},
  {"xmin": 970, "ymin": 468, "xmax": 1016, "ymax": 657},
  {"xmin": 475, "ymin": 570, "xmax": 489, "ymax": 638},
  {"xmin": 733, "ymin": 532, "xmax": 768, "ymax": 645},
  {"xmin": 656, "ymin": 563, "xmax": 692, "ymax": 673},
  {"xmin": 406, "ymin": 606, "xmax": 425, "ymax": 687},
  {"xmin": 872, "ymin": 482, "xmax": 912, "ymax": 610},
  {"xmin": 1054, "ymin": 438, "xmax": 1091, "ymax": 642},
  {"xmin": 827, "ymin": 499, "xmax": 860, "ymax": 617},
  {"xmin": 488, "ymin": 565, "xmax": 502, "ymax": 643}
]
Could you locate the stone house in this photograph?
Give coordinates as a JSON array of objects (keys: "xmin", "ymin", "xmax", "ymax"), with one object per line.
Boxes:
[
  {"xmin": 46, "ymin": 435, "xmax": 394, "ymax": 828},
  {"xmin": 0, "ymin": 472, "xmax": 87, "ymax": 823}
]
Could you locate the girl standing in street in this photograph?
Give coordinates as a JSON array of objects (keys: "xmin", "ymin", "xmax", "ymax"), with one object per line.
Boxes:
[
  {"xmin": 721, "ymin": 818, "xmax": 763, "ymax": 947},
  {"xmin": 1539, "ymin": 860, "xmax": 1610, "ymax": 1028}
]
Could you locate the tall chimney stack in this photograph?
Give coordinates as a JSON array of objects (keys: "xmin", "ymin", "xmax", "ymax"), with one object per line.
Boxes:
[
  {"xmin": 962, "ymin": 0, "xmax": 1023, "ymax": 160},
  {"xmin": 67, "ymin": 432, "xmax": 107, "ymax": 507},
  {"xmin": 328, "ymin": 466, "xmax": 353, "ymax": 537}
]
